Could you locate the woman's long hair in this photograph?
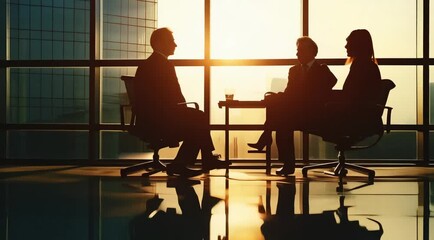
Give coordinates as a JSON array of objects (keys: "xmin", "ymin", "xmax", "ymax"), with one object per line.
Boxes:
[{"xmin": 346, "ymin": 29, "xmax": 377, "ymax": 64}]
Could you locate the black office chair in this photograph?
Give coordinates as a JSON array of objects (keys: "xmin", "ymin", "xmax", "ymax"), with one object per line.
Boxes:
[
  {"xmin": 119, "ymin": 75, "xmax": 199, "ymax": 177},
  {"xmin": 302, "ymin": 79, "xmax": 395, "ymax": 181}
]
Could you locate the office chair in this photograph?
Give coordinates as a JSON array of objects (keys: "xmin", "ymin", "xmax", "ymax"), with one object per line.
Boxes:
[
  {"xmin": 302, "ymin": 79, "xmax": 395, "ymax": 181},
  {"xmin": 119, "ymin": 75, "xmax": 199, "ymax": 177}
]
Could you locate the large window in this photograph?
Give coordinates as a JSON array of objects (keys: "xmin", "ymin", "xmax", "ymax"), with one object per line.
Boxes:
[{"xmin": 1, "ymin": 0, "xmax": 432, "ymax": 163}]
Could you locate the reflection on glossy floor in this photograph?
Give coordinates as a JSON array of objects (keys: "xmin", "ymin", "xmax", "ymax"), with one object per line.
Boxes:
[{"xmin": 0, "ymin": 166, "xmax": 433, "ymax": 240}]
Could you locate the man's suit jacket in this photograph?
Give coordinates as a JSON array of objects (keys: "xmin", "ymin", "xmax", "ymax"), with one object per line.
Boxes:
[
  {"xmin": 284, "ymin": 61, "xmax": 337, "ymax": 107},
  {"xmin": 266, "ymin": 61, "xmax": 337, "ymax": 129},
  {"xmin": 134, "ymin": 52, "xmax": 186, "ymax": 134}
]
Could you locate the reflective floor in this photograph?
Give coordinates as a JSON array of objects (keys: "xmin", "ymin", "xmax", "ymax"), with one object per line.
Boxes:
[{"xmin": 0, "ymin": 166, "xmax": 433, "ymax": 240}]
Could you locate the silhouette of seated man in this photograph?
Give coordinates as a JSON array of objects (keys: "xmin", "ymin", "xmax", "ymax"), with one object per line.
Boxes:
[
  {"xmin": 129, "ymin": 179, "xmax": 221, "ymax": 240},
  {"xmin": 134, "ymin": 28, "xmax": 229, "ymax": 177},
  {"xmin": 248, "ymin": 37, "xmax": 337, "ymax": 176}
]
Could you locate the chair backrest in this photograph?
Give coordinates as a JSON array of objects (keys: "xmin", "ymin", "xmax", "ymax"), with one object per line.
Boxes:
[
  {"xmin": 375, "ymin": 79, "xmax": 395, "ymax": 116},
  {"xmin": 120, "ymin": 75, "xmax": 179, "ymax": 148},
  {"xmin": 348, "ymin": 79, "xmax": 395, "ymax": 133},
  {"xmin": 320, "ymin": 79, "xmax": 395, "ymax": 148}
]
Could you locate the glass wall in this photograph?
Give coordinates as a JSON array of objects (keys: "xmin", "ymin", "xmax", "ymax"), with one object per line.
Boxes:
[{"xmin": 1, "ymin": 0, "xmax": 433, "ymax": 163}]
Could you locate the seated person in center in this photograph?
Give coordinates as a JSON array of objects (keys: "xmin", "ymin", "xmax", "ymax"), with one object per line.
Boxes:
[
  {"xmin": 248, "ymin": 37, "xmax": 338, "ymax": 175},
  {"xmin": 134, "ymin": 28, "xmax": 229, "ymax": 177}
]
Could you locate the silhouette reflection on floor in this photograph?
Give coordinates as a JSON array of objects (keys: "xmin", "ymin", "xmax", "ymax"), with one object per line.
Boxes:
[
  {"xmin": 129, "ymin": 176, "xmax": 383, "ymax": 240},
  {"xmin": 260, "ymin": 178, "xmax": 383, "ymax": 240},
  {"xmin": 129, "ymin": 178, "xmax": 221, "ymax": 240}
]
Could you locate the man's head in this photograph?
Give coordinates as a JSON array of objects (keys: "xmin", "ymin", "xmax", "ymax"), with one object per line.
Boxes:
[
  {"xmin": 150, "ymin": 28, "xmax": 177, "ymax": 56},
  {"xmin": 296, "ymin": 37, "xmax": 318, "ymax": 65}
]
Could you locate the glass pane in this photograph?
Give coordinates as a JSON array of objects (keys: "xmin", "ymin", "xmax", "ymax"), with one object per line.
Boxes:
[
  {"xmin": 431, "ymin": 132, "xmax": 434, "ymax": 161},
  {"xmin": 101, "ymin": 67, "xmax": 203, "ymax": 123},
  {"xmin": 101, "ymin": 67, "xmax": 137, "ymax": 124},
  {"xmin": 100, "ymin": 130, "xmax": 150, "ymax": 159},
  {"xmin": 177, "ymin": 67, "xmax": 205, "ymax": 109},
  {"xmin": 211, "ymin": 0, "xmax": 300, "ymax": 59},
  {"xmin": 0, "ymin": 130, "xmax": 4, "ymax": 158},
  {"xmin": 211, "ymin": 66, "xmax": 290, "ymax": 124},
  {"xmin": 157, "ymin": 0, "xmax": 204, "ymax": 59},
  {"xmin": 380, "ymin": 66, "xmax": 417, "ymax": 124},
  {"xmin": 8, "ymin": 68, "xmax": 89, "ymax": 124},
  {"xmin": 8, "ymin": 1, "xmax": 90, "ymax": 60},
  {"xmin": 0, "ymin": 2, "xmax": 5, "ymax": 61},
  {"xmin": 7, "ymin": 130, "xmax": 88, "ymax": 159},
  {"xmin": 310, "ymin": 0, "xmax": 417, "ymax": 58},
  {"xmin": 430, "ymin": 66, "xmax": 434, "ymax": 124},
  {"xmin": 431, "ymin": 1, "xmax": 434, "ymax": 57},
  {"xmin": 102, "ymin": 0, "xmax": 157, "ymax": 59}
]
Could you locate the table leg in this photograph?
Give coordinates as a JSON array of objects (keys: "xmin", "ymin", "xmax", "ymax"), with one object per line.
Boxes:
[
  {"xmin": 265, "ymin": 143, "xmax": 271, "ymax": 175},
  {"xmin": 225, "ymin": 106, "xmax": 230, "ymax": 169}
]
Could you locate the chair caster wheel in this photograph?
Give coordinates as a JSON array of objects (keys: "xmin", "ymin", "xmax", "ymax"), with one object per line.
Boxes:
[{"xmin": 339, "ymin": 169, "xmax": 348, "ymax": 177}]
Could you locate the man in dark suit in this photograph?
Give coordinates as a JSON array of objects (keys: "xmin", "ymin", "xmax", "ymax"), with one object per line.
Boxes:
[
  {"xmin": 249, "ymin": 37, "xmax": 337, "ymax": 175},
  {"xmin": 134, "ymin": 28, "xmax": 228, "ymax": 177}
]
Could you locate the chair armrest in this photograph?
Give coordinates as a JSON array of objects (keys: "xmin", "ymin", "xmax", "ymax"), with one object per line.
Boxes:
[
  {"xmin": 264, "ymin": 91, "xmax": 277, "ymax": 97},
  {"xmin": 178, "ymin": 101, "xmax": 199, "ymax": 109},
  {"xmin": 120, "ymin": 104, "xmax": 128, "ymax": 128},
  {"xmin": 120, "ymin": 104, "xmax": 135, "ymax": 129},
  {"xmin": 382, "ymin": 105, "xmax": 393, "ymax": 133}
]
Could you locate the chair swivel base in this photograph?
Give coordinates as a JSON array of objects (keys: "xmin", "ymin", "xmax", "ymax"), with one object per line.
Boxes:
[
  {"xmin": 120, "ymin": 156, "xmax": 166, "ymax": 177},
  {"xmin": 302, "ymin": 161, "xmax": 375, "ymax": 181}
]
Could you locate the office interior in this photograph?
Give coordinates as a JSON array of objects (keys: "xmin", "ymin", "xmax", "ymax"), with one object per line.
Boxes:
[{"xmin": 1, "ymin": 0, "xmax": 434, "ymax": 239}]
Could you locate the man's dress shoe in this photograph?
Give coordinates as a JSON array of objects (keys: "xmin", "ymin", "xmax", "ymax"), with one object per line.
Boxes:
[
  {"xmin": 276, "ymin": 166, "xmax": 295, "ymax": 176},
  {"xmin": 203, "ymin": 154, "xmax": 231, "ymax": 172}
]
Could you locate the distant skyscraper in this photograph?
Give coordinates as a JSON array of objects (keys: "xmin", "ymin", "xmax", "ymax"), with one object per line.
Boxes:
[{"xmin": 103, "ymin": 0, "xmax": 156, "ymax": 59}]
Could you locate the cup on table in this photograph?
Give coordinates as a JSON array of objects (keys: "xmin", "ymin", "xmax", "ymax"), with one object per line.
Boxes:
[{"xmin": 225, "ymin": 88, "xmax": 235, "ymax": 101}]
